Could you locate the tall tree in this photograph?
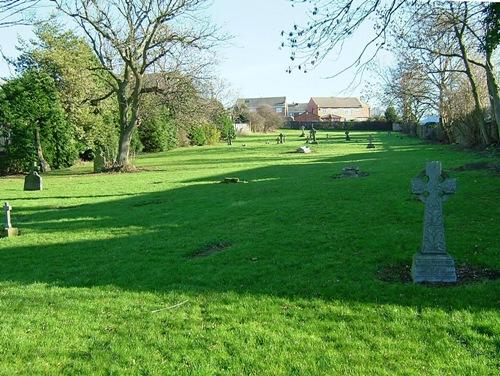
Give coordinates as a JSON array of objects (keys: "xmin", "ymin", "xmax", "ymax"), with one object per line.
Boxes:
[
  {"xmin": 0, "ymin": 69, "xmax": 76, "ymax": 173},
  {"xmin": 51, "ymin": 0, "xmax": 221, "ymax": 169},
  {"xmin": 15, "ymin": 23, "xmax": 119, "ymax": 154}
]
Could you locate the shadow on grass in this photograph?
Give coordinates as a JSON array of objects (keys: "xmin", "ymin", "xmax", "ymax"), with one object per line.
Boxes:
[{"xmin": 0, "ymin": 144, "xmax": 498, "ymax": 311}]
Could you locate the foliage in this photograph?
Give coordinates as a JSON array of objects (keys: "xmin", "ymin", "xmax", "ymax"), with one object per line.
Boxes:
[
  {"xmin": 384, "ymin": 106, "xmax": 400, "ymax": 123},
  {"xmin": 232, "ymin": 103, "xmax": 251, "ymax": 123},
  {"xmin": 15, "ymin": 23, "xmax": 118, "ymax": 155},
  {"xmin": 139, "ymin": 116, "xmax": 175, "ymax": 153},
  {"xmin": 246, "ymin": 106, "xmax": 283, "ymax": 133},
  {"xmin": 483, "ymin": 3, "xmax": 500, "ymax": 55},
  {"xmin": 49, "ymin": 0, "xmax": 221, "ymax": 168},
  {"xmin": 138, "ymin": 94, "xmax": 177, "ymax": 153},
  {"xmin": 0, "ymin": 69, "xmax": 77, "ymax": 173},
  {"xmin": 189, "ymin": 122, "xmax": 221, "ymax": 146},
  {"xmin": 257, "ymin": 105, "xmax": 284, "ymax": 132},
  {"xmin": 212, "ymin": 110, "xmax": 234, "ymax": 140},
  {"xmin": 0, "ymin": 130, "xmax": 498, "ymax": 374}
]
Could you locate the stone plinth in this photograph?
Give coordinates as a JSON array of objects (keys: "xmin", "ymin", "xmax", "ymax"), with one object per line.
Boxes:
[
  {"xmin": 1, "ymin": 228, "xmax": 19, "ymax": 238},
  {"xmin": 412, "ymin": 253, "xmax": 457, "ymax": 283}
]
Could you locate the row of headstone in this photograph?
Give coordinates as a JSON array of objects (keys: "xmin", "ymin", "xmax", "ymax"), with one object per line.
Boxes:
[{"xmin": 296, "ymin": 128, "xmax": 379, "ymax": 147}]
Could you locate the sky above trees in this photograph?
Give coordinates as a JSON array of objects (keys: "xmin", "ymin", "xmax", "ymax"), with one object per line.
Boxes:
[{"xmin": 0, "ymin": 0, "xmax": 386, "ymax": 103}]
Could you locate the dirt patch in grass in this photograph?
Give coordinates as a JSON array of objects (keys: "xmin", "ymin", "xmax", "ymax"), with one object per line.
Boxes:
[
  {"xmin": 186, "ymin": 241, "xmax": 231, "ymax": 259},
  {"xmin": 453, "ymin": 161, "xmax": 500, "ymax": 175},
  {"xmin": 132, "ymin": 199, "xmax": 163, "ymax": 207},
  {"xmin": 332, "ymin": 172, "xmax": 370, "ymax": 179},
  {"xmin": 378, "ymin": 262, "xmax": 500, "ymax": 286}
]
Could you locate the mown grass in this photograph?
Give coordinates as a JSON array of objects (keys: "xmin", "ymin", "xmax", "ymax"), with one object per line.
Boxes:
[{"xmin": 0, "ymin": 130, "xmax": 499, "ymax": 375}]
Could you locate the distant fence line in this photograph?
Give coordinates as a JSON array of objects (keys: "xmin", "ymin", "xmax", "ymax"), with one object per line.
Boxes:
[{"xmin": 284, "ymin": 121, "xmax": 393, "ymax": 131}]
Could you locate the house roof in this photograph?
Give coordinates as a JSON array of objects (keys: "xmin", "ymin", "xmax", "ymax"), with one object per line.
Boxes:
[
  {"xmin": 311, "ymin": 97, "xmax": 368, "ymax": 109},
  {"xmin": 288, "ymin": 102, "xmax": 308, "ymax": 113},
  {"xmin": 236, "ymin": 97, "xmax": 286, "ymax": 108}
]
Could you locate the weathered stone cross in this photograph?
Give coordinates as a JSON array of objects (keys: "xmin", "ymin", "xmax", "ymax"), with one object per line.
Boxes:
[
  {"xmin": 411, "ymin": 161, "xmax": 457, "ymax": 282},
  {"xmin": 3, "ymin": 202, "xmax": 12, "ymax": 229},
  {"xmin": 412, "ymin": 161, "xmax": 456, "ymax": 254},
  {"xmin": 1, "ymin": 202, "xmax": 19, "ymax": 238}
]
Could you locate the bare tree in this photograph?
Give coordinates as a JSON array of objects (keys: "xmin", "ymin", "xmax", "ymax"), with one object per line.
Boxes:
[
  {"xmin": 283, "ymin": 0, "xmax": 410, "ymax": 78},
  {"xmin": 285, "ymin": 1, "xmax": 499, "ymax": 143},
  {"xmin": 400, "ymin": 1, "xmax": 497, "ymax": 143},
  {"xmin": 49, "ymin": 0, "xmax": 221, "ymax": 169},
  {"xmin": 0, "ymin": 0, "xmax": 42, "ymax": 27}
]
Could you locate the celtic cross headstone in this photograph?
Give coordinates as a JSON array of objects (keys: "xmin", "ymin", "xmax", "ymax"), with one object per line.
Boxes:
[
  {"xmin": 310, "ymin": 127, "xmax": 318, "ymax": 144},
  {"xmin": 411, "ymin": 161, "xmax": 457, "ymax": 283}
]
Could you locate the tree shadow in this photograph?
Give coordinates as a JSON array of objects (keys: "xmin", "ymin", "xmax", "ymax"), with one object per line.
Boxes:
[{"xmin": 0, "ymin": 147, "xmax": 497, "ymax": 312}]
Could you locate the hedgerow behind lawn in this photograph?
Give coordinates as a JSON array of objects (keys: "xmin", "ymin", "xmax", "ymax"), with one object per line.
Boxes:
[{"xmin": 0, "ymin": 130, "xmax": 498, "ymax": 375}]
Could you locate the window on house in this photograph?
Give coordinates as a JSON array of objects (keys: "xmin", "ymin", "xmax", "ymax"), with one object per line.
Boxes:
[{"xmin": 276, "ymin": 107, "xmax": 283, "ymax": 113}]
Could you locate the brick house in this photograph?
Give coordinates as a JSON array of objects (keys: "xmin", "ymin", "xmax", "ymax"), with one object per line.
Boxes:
[
  {"xmin": 236, "ymin": 97, "xmax": 288, "ymax": 117},
  {"xmin": 308, "ymin": 97, "xmax": 371, "ymax": 121}
]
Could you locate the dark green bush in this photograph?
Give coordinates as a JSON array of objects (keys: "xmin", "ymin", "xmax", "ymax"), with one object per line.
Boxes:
[
  {"xmin": 189, "ymin": 123, "xmax": 221, "ymax": 146},
  {"xmin": 139, "ymin": 114, "xmax": 177, "ymax": 153},
  {"xmin": 0, "ymin": 69, "xmax": 77, "ymax": 173}
]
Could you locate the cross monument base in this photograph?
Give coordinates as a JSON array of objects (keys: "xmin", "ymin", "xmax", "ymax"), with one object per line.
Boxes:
[
  {"xmin": 1, "ymin": 228, "xmax": 19, "ymax": 238},
  {"xmin": 412, "ymin": 253, "xmax": 457, "ymax": 283}
]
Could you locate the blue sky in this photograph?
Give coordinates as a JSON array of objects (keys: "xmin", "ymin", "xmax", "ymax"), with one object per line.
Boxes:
[{"xmin": 0, "ymin": 0, "xmax": 388, "ymax": 105}]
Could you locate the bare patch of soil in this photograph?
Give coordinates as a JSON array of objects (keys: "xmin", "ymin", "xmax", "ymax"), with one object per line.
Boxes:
[
  {"xmin": 453, "ymin": 162, "xmax": 500, "ymax": 175},
  {"xmin": 378, "ymin": 262, "xmax": 500, "ymax": 286},
  {"xmin": 186, "ymin": 241, "xmax": 232, "ymax": 259}
]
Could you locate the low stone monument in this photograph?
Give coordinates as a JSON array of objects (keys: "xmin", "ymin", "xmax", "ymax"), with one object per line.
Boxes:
[
  {"xmin": 24, "ymin": 162, "xmax": 43, "ymax": 191},
  {"xmin": 345, "ymin": 130, "xmax": 351, "ymax": 141},
  {"xmin": 342, "ymin": 166, "xmax": 360, "ymax": 177},
  {"xmin": 367, "ymin": 135, "xmax": 375, "ymax": 148},
  {"xmin": 299, "ymin": 126, "xmax": 306, "ymax": 137},
  {"xmin": 297, "ymin": 146, "xmax": 311, "ymax": 154},
  {"xmin": 1, "ymin": 202, "xmax": 19, "ymax": 237},
  {"xmin": 411, "ymin": 161, "xmax": 457, "ymax": 283}
]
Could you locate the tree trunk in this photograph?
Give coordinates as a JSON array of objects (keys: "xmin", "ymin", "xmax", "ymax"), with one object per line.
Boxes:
[
  {"xmin": 485, "ymin": 49, "xmax": 500, "ymax": 141},
  {"xmin": 454, "ymin": 23, "xmax": 490, "ymax": 145},
  {"xmin": 115, "ymin": 81, "xmax": 140, "ymax": 169},
  {"xmin": 34, "ymin": 126, "xmax": 51, "ymax": 172},
  {"xmin": 116, "ymin": 125, "xmax": 134, "ymax": 167}
]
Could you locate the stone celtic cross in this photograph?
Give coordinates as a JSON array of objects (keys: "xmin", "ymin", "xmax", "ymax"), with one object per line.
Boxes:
[
  {"xmin": 412, "ymin": 161, "xmax": 456, "ymax": 254},
  {"xmin": 411, "ymin": 161, "xmax": 457, "ymax": 283},
  {"xmin": 310, "ymin": 127, "xmax": 317, "ymax": 142},
  {"xmin": 3, "ymin": 202, "xmax": 12, "ymax": 229}
]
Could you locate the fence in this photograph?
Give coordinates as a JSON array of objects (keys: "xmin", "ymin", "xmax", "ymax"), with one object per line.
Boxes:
[{"xmin": 284, "ymin": 120, "xmax": 393, "ymax": 131}]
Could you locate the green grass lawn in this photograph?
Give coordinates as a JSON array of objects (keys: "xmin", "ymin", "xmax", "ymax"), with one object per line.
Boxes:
[{"xmin": 0, "ymin": 130, "xmax": 499, "ymax": 375}]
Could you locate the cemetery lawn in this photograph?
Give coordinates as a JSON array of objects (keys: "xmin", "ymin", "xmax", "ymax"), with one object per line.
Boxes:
[{"xmin": 1, "ymin": 130, "xmax": 499, "ymax": 376}]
